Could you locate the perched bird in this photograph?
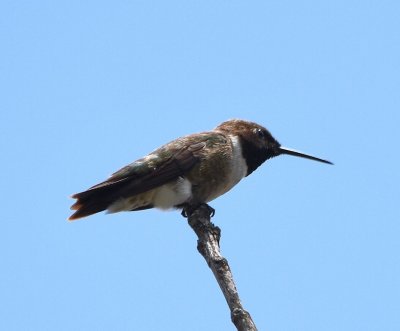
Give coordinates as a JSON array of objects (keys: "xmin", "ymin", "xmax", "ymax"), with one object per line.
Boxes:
[{"xmin": 69, "ymin": 119, "xmax": 332, "ymax": 220}]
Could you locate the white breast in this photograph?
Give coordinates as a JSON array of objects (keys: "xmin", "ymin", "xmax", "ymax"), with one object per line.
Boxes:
[{"xmin": 229, "ymin": 135, "xmax": 248, "ymax": 185}]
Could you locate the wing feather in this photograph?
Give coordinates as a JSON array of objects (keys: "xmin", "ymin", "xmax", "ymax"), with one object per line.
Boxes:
[{"xmin": 69, "ymin": 141, "xmax": 205, "ymax": 220}]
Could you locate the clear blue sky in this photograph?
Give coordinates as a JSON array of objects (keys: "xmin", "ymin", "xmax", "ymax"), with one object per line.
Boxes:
[{"xmin": 1, "ymin": 1, "xmax": 399, "ymax": 330}]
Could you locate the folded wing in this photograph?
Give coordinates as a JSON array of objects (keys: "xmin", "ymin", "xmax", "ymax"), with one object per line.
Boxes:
[{"xmin": 69, "ymin": 141, "xmax": 206, "ymax": 220}]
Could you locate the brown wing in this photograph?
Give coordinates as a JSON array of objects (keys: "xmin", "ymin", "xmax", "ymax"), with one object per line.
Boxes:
[{"xmin": 69, "ymin": 142, "xmax": 206, "ymax": 220}]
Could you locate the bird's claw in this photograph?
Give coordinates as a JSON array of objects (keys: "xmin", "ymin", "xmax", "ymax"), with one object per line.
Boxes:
[
  {"xmin": 181, "ymin": 203, "xmax": 215, "ymax": 218},
  {"xmin": 205, "ymin": 204, "xmax": 215, "ymax": 217}
]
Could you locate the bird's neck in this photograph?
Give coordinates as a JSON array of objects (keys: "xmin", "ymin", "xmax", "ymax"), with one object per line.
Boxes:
[{"xmin": 238, "ymin": 137, "xmax": 277, "ymax": 176}]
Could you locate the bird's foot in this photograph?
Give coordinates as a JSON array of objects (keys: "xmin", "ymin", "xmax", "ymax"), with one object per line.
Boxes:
[{"xmin": 181, "ymin": 203, "xmax": 215, "ymax": 218}]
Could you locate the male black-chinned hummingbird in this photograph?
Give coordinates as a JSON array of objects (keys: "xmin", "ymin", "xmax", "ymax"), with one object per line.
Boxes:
[{"xmin": 69, "ymin": 119, "xmax": 332, "ymax": 220}]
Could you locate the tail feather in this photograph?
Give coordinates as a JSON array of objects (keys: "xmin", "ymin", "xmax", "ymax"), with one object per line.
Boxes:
[
  {"xmin": 68, "ymin": 201, "xmax": 109, "ymax": 220},
  {"xmin": 68, "ymin": 182, "xmax": 127, "ymax": 221}
]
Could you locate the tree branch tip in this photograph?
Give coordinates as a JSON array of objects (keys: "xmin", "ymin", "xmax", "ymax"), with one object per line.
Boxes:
[{"xmin": 185, "ymin": 203, "xmax": 258, "ymax": 330}]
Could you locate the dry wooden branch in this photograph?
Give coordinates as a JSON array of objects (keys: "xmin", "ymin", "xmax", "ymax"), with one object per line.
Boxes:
[{"xmin": 186, "ymin": 204, "xmax": 258, "ymax": 331}]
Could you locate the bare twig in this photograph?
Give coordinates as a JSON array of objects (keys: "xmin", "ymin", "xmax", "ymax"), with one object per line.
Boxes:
[{"xmin": 186, "ymin": 204, "xmax": 258, "ymax": 331}]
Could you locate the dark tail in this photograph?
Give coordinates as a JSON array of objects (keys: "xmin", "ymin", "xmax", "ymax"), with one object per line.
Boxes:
[{"xmin": 68, "ymin": 181, "xmax": 127, "ymax": 221}]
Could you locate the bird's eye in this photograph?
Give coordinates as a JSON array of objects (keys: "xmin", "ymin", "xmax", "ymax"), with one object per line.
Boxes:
[{"xmin": 256, "ymin": 128, "xmax": 265, "ymax": 139}]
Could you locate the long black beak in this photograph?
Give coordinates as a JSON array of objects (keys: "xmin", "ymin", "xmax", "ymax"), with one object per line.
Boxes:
[{"xmin": 278, "ymin": 147, "xmax": 333, "ymax": 165}]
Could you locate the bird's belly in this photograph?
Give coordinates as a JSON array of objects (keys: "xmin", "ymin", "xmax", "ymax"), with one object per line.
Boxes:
[
  {"xmin": 107, "ymin": 177, "xmax": 192, "ymax": 212},
  {"xmin": 152, "ymin": 177, "xmax": 192, "ymax": 209},
  {"xmin": 202, "ymin": 176, "xmax": 243, "ymax": 203}
]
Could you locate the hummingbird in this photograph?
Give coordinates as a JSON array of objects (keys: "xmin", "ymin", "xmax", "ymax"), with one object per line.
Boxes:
[{"xmin": 69, "ymin": 119, "xmax": 332, "ymax": 220}]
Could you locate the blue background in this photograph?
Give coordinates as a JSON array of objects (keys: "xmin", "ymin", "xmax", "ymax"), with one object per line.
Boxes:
[{"xmin": 1, "ymin": 1, "xmax": 399, "ymax": 330}]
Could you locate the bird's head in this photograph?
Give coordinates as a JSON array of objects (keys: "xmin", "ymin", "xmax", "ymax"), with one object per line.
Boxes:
[{"xmin": 216, "ymin": 119, "xmax": 332, "ymax": 176}]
